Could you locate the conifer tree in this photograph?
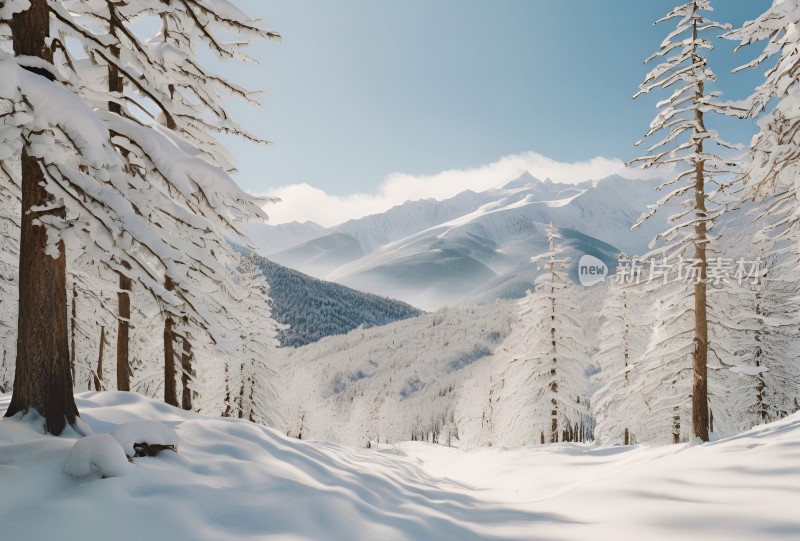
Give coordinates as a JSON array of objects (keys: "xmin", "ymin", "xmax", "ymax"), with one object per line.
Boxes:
[
  {"xmin": 727, "ymin": 0, "xmax": 800, "ymax": 202},
  {"xmin": 0, "ymin": 0, "xmax": 277, "ymax": 433},
  {"xmin": 592, "ymin": 271, "xmax": 654, "ymax": 445},
  {"xmin": 632, "ymin": 0, "xmax": 738, "ymax": 441},
  {"xmin": 494, "ymin": 225, "xmax": 591, "ymax": 445}
]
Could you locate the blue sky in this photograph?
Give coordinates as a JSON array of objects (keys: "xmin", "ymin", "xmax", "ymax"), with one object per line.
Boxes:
[{"xmin": 221, "ymin": 1, "xmax": 770, "ymax": 225}]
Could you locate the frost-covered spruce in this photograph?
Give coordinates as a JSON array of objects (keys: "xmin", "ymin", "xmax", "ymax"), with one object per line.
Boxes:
[
  {"xmin": 723, "ymin": 0, "xmax": 800, "ymax": 328},
  {"xmin": 591, "ymin": 272, "xmax": 654, "ymax": 445},
  {"xmin": 47, "ymin": 1, "xmax": 281, "ymax": 408},
  {"xmin": 713, "ymin": 260, "xmax": 800, "ymax": 428},
  {"xmin": 496, "ymin": 225, "xmax": 591, "ymax": 445},
  {"xmin": 0, "ymin": 1, "xmax": 277, "ymax": 432},
  {"xmin": 727, "ymin": 0, "xmax": 800, "ymax": 200},
  {"xmin": 631, "ymin": 0, "xmax": 739, "ymax": 442},
  {"xmin": 197, "ymin": 255, "xmax": 281, "ymax": 428}
]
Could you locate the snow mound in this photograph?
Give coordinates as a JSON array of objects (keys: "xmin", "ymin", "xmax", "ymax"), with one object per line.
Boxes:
[
  {"xmin": 111, "ymin": 420, "xmax": 179, "ymax": 458},
  {"xmin": 64, "ymin": 434, "xmax": 131, "ymax": 478},
  {"xmin": 2, "ymin": 391, "xmax": 800, "ymax": 540}
]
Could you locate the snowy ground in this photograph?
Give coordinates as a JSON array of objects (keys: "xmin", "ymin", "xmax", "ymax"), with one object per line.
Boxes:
[{"xmin": 1, "ymin": 392, "xmax": 799, "ymax": 541}]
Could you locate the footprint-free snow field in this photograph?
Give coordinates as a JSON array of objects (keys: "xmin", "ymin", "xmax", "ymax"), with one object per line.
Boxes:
[{"xmin": 1, "ymin": 392, "xmax": 798, "ymax": 541}]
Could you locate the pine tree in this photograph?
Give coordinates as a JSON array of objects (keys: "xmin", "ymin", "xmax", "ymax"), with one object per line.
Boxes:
[
  {"xmin": 3, "ymin": 0, "xmax": 78, "ymax": 435},
  {"xmin": 727, "ymin": 1, "xmax": 800, "ymax": 200},
  {"xmin": 592, "ymin": 270, "xmax": 654, "ymax": 445},
  {"xmin": 493, "ymin": 225, "xmax": 591, "ymax": 445},
  {"xmin": 631, "ymin": 0, "xmax": 739, "ymax": 442},
  {"xmin": 55, "ymin": 1, "xmax": 279, "ymax": 406},
  {"xmin": 0, "ymin": 1, "xmax": 276, "ymax": 432},
  {"xmin": 714, "ymin": 259, "xmax": 800, "ymax": 427}
]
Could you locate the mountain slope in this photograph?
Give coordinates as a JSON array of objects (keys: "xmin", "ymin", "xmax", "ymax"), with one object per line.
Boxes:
[
  {"xmin": 250, "ymin": 173, "xmax": 677, "ymax": 309},
  {"xmin": 255, "ymin": 255, "xmax": 422, "ymax": 347}
]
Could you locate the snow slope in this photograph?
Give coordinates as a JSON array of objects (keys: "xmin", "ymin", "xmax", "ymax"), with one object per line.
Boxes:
[
  {"xmin": 281, "ymin": 301, "xmax": 517, "ymax": 447},
  {"xmin": 1, "ymin": 391, "xmax": 799, "ymax": 540},
  {"xmin": 253, "ymin": 173, "xmax": 677, "ymax": 309}
]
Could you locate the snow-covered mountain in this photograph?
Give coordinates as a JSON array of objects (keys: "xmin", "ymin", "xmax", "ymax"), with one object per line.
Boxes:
[{"xmin": 250, "ymin": 173, "xmax": 676, "ymax": 310}]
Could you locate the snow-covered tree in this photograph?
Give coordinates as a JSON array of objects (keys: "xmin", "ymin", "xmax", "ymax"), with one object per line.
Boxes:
[
  {"xmin": 68, "ymin": 260, "xmax": 118, "ymax": 393},
  {"xmin": 493, "ymin": 225, "xmax": 592, "ymax": 445},
  {"xmin": 727, "ymin": 1, "xmax": 800, "ymax": 201},
  {"xmin": 196, "ymin": 256, "xmax": 281, "ymax": 427},
  {"xmin": 49, "ymin": 1, "xmax": 280, "ymax": 408},
  {"xmin": 631, "ymin": 0, "xmax": 739, "ymax": 441},
  {"xmin": 0, "ymin": 0, "xmax": 276, "ymax": 433},
  {"xmin": 592, "ymin": 270, "xmax": 655, "ymax": 445},
  {"xmin": 714, "ymin": 259, "xmax": 800, "ymax": 428}
]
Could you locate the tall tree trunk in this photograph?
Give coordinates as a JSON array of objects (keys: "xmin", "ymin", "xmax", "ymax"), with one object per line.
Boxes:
[
  {"xmin": 116, "ymin": 271, "xmax": 132, "ymax": 391},
  {"xmin": 108, "ymin": 4, "xmax": 132, "ymax": 393},
  {"xmin": 222, "ymin": 362, "xmax": 232, "ymax": 417},
  {"xmin": 180, "ymin": 323, "xmax": 193, "ymax": 411},
  {"xmin": 70, "ymin": 282, "xmax": 77, "ymax": 382},
  {"xmin": 4, "ymin": 0, "xmax": 79, "ymax": 435},
  {"xmin": 94, "ymin": 326, "xmax": 105, "ymax": 392},
  {"xmin": 238, "ymin": 362, "xmax": 245, "ymax": 419},
  {"xmin": 548, "ymin": 232, "xmax": 558, "ymax": 444},
  {"xmin": 691, "ymin": 11, "xmax": 710, "ymax": 442},
  {"xmin": 163, "ymin": 277, "xmax": 178, "ymax": 407}
]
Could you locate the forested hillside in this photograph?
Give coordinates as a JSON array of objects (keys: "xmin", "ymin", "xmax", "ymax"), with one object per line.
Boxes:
[{"xmin": 255, "ymin": 255, "xmax": 423, "ymax": 347}]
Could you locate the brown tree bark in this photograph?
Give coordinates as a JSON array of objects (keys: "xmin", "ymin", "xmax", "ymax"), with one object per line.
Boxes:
[
  {"xmin": 4, "ymin": 0, "xmax": 79, "ymax": 435},
  {"xmin": 690, "ymin": 10, "xmax": 710, "ymax": 442},
  {"xmin": 94, "ymin": 326, "xmax": 105, "ymax": 392},
  {"xmin": 70, "ymin": 282, "xmax": 77, "ymax": 382},
  {"xmin": 163, "ymin": 278, "xmax": 178, "ymax": 407},
  {"xmin": 116, "ymin": 270, "xmax": 132, "ymax": 391},
  {"xmin": 108, "ymin": 3, "xmax": 132, "ymax": 393},
  {"xmin": 180, "ymin": 326, "xmax": 194, "ymax": 411}
]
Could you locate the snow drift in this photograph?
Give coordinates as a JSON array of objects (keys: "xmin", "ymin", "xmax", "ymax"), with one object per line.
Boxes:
[{"xmin": 1, "ymin": 391, "xmax": 799, "ymax": 540}]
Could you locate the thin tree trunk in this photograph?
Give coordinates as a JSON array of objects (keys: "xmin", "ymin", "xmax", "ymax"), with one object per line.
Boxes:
[
  {"xmin": 222, "ymin": 362, "xmax": 232, "ymax": 417},
  {"xmin": 163, "ymin": 277, "xmax": 178, "ymax": 407},
  {"xmin": 238, "ymin": 361, "xmax": 245, "ymax": 419},
  {"xmin": 754, "ymin": 290, "xmax": 767, "ymax": 423},
  {"xmin": 70, "ymin": 282, "xmax": 77, "ymax": 382},
  {"xmin": 94, "ymin": 326, "xmax": 105, "ymax": 392},
  {"xmin": 673, "ymin": 405, "xmax": 681, "ymax": 444},
  {"xmin": 4, "ymin": 0, "xmax": 78, "ymax": 435},
  {"xmin": 548, "ymin": 231, "xmax": 558, "ymax": 444},
  {"xmin": 691, "ymin": 10, "xmax": 710, "ymax": 443},
  {"xmin": 180, "ymin": 325, "xmax": 194, "ymax": 411},
  {"xmin": 108, "ymin": 4, "xmax": 132, "ymax": 393},
  {"xmin": 116, "ymin": 271, "xmax": 132, "ymax": 391}
]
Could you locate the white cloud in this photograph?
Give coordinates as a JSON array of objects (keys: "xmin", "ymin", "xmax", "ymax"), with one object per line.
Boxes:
[{"xmin": 255, "ymin": 151, "xmax": 668, "ymax": 227}]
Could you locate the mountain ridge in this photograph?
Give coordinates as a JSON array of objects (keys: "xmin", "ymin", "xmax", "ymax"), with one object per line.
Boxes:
[{"xmin": 249, "ymin": 173, "xmax": 676, "ymax": 310}]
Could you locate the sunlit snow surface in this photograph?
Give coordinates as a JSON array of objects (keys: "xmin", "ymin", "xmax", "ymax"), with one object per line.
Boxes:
[{"xmin": 1, "ymin": 392, "xmax": 799, "ymax": 540}]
